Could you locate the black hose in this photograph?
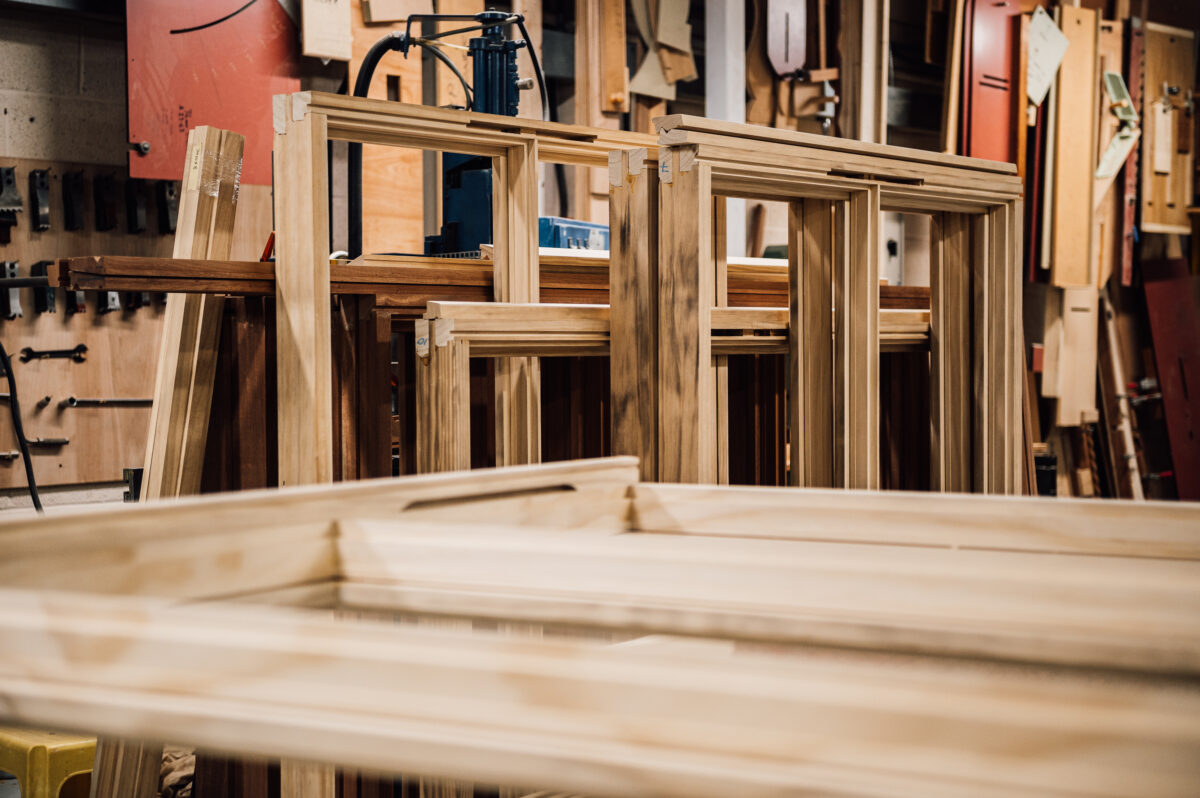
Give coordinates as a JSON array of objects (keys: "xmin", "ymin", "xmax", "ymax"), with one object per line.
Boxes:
[
  {"xmin": 546, "ymin": 80, "xmax": 569, "ymax": 217},
  {"xmin": 348, "ymin": 33, "xmax": 475, "ymax": 259},
  {"xmin": 515, "ymin": 16, "xmax": 549, "ymax": 122},
  {"xmin": 348, "ymin": 34, "xmax": 402, "ymax": 260},
  {"xmin": 0, "ymin": 340, "xmax": 42, "ymax": 512}
]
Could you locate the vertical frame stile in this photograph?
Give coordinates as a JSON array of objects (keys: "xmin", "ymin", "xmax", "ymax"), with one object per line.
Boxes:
[
  {"xmin": 830, "ymin": 200, "xmax": 849, "ymax": 482},
  {"xmin": 787, "ymin": 200, "xmax": 805, "ymax": 487},
  {"xmin": 714, "ymin": 195, "xmax": 730, "ymax": 484},
  {"xmin": 274, "ymin": 99, "xmax": 333, "ymax": 488},
  {"xmin": 415, "ymin": 319, "xmax": 433, "ymax": 474},
  {"xmin": 492, "ymin": 139, "xmax": 542, "ymax": 467},
  {"xmin": 972, "ymin": 211, "xmax": 992, "ymax": 493},
  {"xmin": 609, "ymin": 148, "xmax": 659, "ymax": 481},
  {"xmin": 802, "ymin": 198, "xmax": 836, "ymax": 487},
  {"xmin": 930, "ymin": 211, "xmax": 972, "ymax": 492},
  {"xmin": 842, "ymin": 186, "xmax": 880, "ymax": 489},
  {"xmin": 658, "ymin": 147, "xmax": 715, "ymax": 483},
  {"xmin": 1008, "ymin": 199, "xmax": 1025, "ymax": 493}
]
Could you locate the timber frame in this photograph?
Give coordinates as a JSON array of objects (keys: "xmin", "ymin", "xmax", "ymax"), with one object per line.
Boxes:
[
  {"xmin": 610, "ymin": 116, "xmax": 1025, "ymax": 491},
  {"xmin": 272, "ymin": 92, "xmax": 657, "ymax": 485},
  {"xmin": 415, "ymin": 301, "xmax": 930, "ymax": 473},
  {"xmin": 0, "ymin": 457, "xmax": 1198, "ymax": 798}
]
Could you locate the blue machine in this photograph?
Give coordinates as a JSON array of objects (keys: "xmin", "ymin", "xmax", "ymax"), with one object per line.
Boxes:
[
  {"xmin": 352, "ymin": 12, "xmax": 609, "ymax": 259},
  {"xmin": 538, "ymin": 216, "xmax": 609, "ymax": 250}
]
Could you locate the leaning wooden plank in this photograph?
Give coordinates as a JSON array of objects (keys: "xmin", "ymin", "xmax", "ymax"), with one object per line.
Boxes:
[
  {"xmin": 177, "ymin": 129, "xmax": 244, "ymax": 496},
  {"xmin": 274, "ymin": 95, "xmax": 334, "ymax": 487},
  {"xmin": 143, "ymin": 127, "xmax": 244, "ymax": 500},
  {"xmin": 1, "ymin": 590, "xmax": 1198, "ymax": 798},
  {"xmin": 629, "ymin": 481, "xmax": 1200, "ymax": 560},
  {"xmin": 337, "ymin": 519, "xmax": 1200, "ymax": 674}
]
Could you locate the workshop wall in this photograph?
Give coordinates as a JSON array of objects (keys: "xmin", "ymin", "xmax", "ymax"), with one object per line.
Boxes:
[
  {"xmin": 0, "ymin": 12, "xmax": 166, "ymax": 502},
  {"xmin": 0, "ymin": 14, "xmax": 127, "ymax": 165}
]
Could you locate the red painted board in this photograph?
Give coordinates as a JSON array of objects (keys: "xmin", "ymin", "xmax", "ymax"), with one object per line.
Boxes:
[
  {"xmin": 1143, "ymin": 258, "xmax": 1200, "ymax": 500},
  {"xmin": 962, "ymin": 0, "xmax": 1021, "ymax": 163},
  {"xmin": 126, "ymin": 0, "xmax": 303, "ymax": 186}
]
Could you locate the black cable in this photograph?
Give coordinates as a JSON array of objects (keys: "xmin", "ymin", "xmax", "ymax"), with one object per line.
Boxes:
[
  {"xmin": 546, "ymin": 80, "xmax": 569, "ymax": 217},
  {"xmin": 169, "ymin": 0, "xmax": 258, "ymax": 35},
  {"xmin": 348, "ymin": 32, "xmax": 475, "ymax": 258},
  {"xmin": 514, "ymin": 17, "xmax": 550, "ymax": 122},
  {"xmin": 0, "ymin": 340, "xmax": 42, "ymax": 513},
  {"xmin": 419, "ymin": 42, "xmax": 475, "ymax": 107}
]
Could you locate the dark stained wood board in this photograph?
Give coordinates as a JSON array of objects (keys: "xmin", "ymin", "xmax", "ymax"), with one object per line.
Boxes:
[{"xmin": 1142, "ymin": 259, "xmax": 1200, "ymax": 500}]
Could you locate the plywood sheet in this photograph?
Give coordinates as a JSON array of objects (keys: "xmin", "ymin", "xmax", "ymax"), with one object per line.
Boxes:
[{"xmin": 1049, "ymin": 6, "xmax": 1097, "ymax": 287}]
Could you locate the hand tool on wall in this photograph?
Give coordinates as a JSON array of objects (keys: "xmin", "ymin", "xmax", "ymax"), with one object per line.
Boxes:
[
  {"xmin": 58, "ymin": 396, "xmax": 154, "ymax": 409},
  {"xmin": 19, "ymin": 344, "xmax": 87, "ymax": 363}
]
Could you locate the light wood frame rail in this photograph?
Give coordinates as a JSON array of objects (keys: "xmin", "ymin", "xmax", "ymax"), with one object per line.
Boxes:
[
  {"xmin": 0, "ymin": 458, "xmax": 1198, "ymax": 797},
  {"xmin": 415, "ymin": 301, "xmax": 929, "ymax": 472}
]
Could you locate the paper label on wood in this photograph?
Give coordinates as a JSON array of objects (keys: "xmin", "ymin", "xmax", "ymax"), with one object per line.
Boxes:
[
  {"xmin": 1027, "ymin": 7, "xmax": 1069, "ymax": 106},
  {"xmin": 1153, "ymin": 102, "xmax": 1174, "ymax": 174},
  {"xmin": 185, "ymin": 146, "xmax": 202, "ymax": 192}
]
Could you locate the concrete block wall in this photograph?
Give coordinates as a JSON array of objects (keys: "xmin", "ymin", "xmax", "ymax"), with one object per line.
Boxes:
[{"xmin": 0, "ymin": 14, "xmax": 127, "ymax": 166}]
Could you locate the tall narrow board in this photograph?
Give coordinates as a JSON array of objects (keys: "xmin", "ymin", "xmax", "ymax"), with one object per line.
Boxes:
[
  {"xmin": 1049, "ymin": 5, "xmax": 1098, "ymax": 288},
  {"xmin": 1139, "ymin": 23, "xmax": 1195, "ymax": 235}
]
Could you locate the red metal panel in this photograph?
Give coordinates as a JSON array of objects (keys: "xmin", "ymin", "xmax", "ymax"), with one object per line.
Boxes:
[
  {"xmin": 963, "ymin": 0, "xmax": 1020, "ymax": 163},
  {"xmin": 1143, "ymin": 258, "xmax": 1200, "ymax": 500},
  {"xmin": 126, "ymin": 0, "xmax": 303, "ymax": 186}
]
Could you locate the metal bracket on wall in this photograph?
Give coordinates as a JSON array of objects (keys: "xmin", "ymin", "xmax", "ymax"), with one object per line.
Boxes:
[
  {"xmin": 28, "ymin": 169, "xmax": 50, "ymax": 231},
  {"xmin": 29, "ymin": 261, "xmax": 55, "ymax": 314},
  {"xmin": 0, "ymin": 167, "xmax": 22, "ymax": 245},
  {"xmin": 62, "ymin": 171, "xmax": 85, "ymax": 231},
  {"xmin": 0, "ymin": 262, "xmax": 22, "ymax": 320}
]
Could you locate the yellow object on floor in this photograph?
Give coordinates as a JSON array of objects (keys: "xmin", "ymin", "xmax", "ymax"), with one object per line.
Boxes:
[{"xmin": 0, "ymin": 726, "xmax": 95, "ymax": 798}]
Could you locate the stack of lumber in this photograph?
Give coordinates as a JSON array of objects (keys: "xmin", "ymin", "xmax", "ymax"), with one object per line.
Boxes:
[{"xmin": 0, "ymin": 457, "xmax": 1196, "ymax": 797}]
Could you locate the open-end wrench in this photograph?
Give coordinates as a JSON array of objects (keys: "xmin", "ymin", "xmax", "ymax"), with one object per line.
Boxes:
[{"xmin": 19, "ymin": 344, "xmax": 87, "ymax": 363}]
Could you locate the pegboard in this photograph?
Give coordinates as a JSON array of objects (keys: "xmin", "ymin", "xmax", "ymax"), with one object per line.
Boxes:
[{"xmin": 0, "ymin": 157, "xmax": 173, "ymax": 489}]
